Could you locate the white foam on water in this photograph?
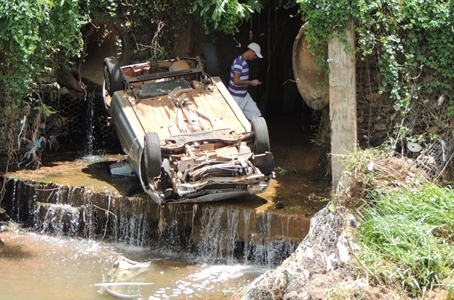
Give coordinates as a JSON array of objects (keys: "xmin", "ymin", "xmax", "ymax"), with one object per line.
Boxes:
[{"xmin": 0, "ymin": 232, "xmax": 266, "ymax": 299}]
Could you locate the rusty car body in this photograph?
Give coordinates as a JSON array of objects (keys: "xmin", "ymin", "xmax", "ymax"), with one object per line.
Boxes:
[{"xmin": 102, "ymin": 55, "xmax": 274, "ymax": 205}]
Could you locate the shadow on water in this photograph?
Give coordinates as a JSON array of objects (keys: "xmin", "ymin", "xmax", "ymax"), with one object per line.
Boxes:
[
  {"xmin": 80, "ymin": 159, "xmax": 139, "ymax": 194},
  {"xmin": 266, "ymin": 112, "xmax": 331, "ymax": 216},
  {"xmin": 0, "ymin": 242, "xmax": 34, "ymax": 260}
]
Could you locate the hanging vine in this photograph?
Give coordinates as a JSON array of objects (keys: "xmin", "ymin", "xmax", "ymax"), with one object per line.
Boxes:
[
  {"xmin": 296, "ymin": 0, "xmax": 454, "ymax": 106},
  {"xmin": 297, "ymin": 0, "xmax": 454, "ymax": 160}
]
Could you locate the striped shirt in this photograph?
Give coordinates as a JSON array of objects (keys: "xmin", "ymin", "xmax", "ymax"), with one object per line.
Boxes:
[{"xmin": 228, "ymin": 56, "xmax": 249, "ymax": 97}]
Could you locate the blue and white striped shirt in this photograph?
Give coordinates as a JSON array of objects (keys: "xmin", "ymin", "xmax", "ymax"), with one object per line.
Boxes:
[{"xmin": 228, "ymin": 56, "xmax": 249, "ymax": 98}]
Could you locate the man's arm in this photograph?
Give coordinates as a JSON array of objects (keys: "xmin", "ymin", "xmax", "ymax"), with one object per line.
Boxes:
[{"xmin": 233, "ymin": 72, "xmax": 261, "ymax": 87}]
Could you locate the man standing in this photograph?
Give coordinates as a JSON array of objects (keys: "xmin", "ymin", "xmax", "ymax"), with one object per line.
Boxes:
[{"xmin": 228, "ymin": 42, "xmax": 263, "ymax": 120}]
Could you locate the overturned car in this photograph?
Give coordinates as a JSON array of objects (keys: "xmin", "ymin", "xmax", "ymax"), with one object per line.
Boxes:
[{"xmin": 103, "ymin": 54, "xmax": 274, "ymax": 205}]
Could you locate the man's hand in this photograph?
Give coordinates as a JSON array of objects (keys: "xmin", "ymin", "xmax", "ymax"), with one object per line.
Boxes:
[
  {"xmin": 250, "ymin": 79, "xmax": 261, "ymax": 86},
  {"xmin": 233, "ymin": 72, "xmax": 262, "ymax": 87}
]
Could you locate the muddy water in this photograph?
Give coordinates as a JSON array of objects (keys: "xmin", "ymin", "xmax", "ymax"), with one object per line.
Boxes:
[
  {"xmin": 0, "ymin": 231, "xmax": 265, "ymax": 299},
  {"xmin": 0, "ymin": 114, "xmax": 331, "ymax": 299}
]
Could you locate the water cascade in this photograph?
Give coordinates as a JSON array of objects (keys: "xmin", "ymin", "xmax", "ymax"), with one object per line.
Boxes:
[
  {"xmin": 35, "ymin": 203, "xmax": 81, "ymax": 236},
  {"xmin": 195, "ymin": 206, "xmax": 301, "ymax": 267},
  {"xmin": 85, "ymin": 88, "xmax": 95, "ymax": 155},
  {"xmin": 2, "ymin": 178, "xmax": 311, "ymax": 267}
]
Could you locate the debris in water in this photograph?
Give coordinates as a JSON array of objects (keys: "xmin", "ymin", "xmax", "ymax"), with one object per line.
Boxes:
[
  {"xmin": 98, "ymin": 255, "xmax": 152, "ymax": 299},
  {"xmin": 112, "ymin": 255, "xmax": 152, "ymax": 269},
  {"xmin": 275, "ymin": 201, "xmax": 284, "ymax": 209}
]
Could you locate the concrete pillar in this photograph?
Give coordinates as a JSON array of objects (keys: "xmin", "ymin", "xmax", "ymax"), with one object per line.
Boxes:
[{"xmin": 328, "ymin": 20, "xmax": 357, "ymax": 189}]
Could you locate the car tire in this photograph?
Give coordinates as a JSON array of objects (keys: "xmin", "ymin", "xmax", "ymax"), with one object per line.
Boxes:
[
  {"xmin": 144, "ymin": 132, "xmax": 162, "ymax": 178},
  {"xmin": 251, "ymin": 117, "xmax": 270, "ymax": 154},
  {"xmin": 202, "ymin": 43, "xmax": 219, "ymax": 76},
  {"xmin": 103, "ymin": 56, "xmax": 123, "ymax": 96}
]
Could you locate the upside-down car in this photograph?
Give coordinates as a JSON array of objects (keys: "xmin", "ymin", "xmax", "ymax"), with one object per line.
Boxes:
[{"xmin": 102, "ymin": 54, "xmax": 274, "ymax": 205}]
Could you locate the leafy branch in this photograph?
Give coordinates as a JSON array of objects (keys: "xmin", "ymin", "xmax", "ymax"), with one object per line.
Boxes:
[
  {"xmin": 192, "ymin": 0, "xmax": 263, "ymax": 35},
  {"xmin": 296, "ymin": 0, "xmax": 454, "ymax": 104}
]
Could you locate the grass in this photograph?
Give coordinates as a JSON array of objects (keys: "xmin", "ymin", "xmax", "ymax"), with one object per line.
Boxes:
[
  {"xmin": 278, "ymin": 167, "xmax": 299, "ymax": 175},
  {"xmin": 355, "ymin": 183, "xmax": 454, "ymax": 297}
]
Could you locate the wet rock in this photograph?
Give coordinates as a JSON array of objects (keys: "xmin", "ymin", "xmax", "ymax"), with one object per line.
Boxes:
[
  {"xmin": 0, "ymin": 208, "xmax": 10, "ymax": 246},
  {"xmin": 285, "ymin": 278, "xmax": 303, "ymax": 294},
  {"xmin": 0, "ymin": 207, "xmax": 10, "ymax": 222},
  {"xmin": 283, "ymin": 291, "xmax": 311, "ymax": 300},
  {"xmin": 1, "ymin": 221, "xmax": 21, "ymax": 233}
]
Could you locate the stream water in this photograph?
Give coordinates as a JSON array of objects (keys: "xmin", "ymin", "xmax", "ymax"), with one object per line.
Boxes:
[
  {"xmin": 0, "ymin": 150, "xmax": 330, "ymax": 299},
  {"xmin": 0, "ymin": 231, "xmax": 266, "ymax": 299},
  {"xmin": 0, "ymin": 91, "xmax": 331, "ymax": 299}
]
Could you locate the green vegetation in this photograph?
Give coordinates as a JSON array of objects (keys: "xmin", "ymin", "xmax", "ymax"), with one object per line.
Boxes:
[
  {"xmin": 356, "ymin": 183, "xmax": 454, "ymax": 296},
  {"xmin": 40, "ymin": 178, "xmax": 51, "ymax": 184},
  {"xmin": 297, "ymin": 0, "xmax": 454, "ymax": 113},
  {"xmin": 192, "ymin": 0, "xmax": 263, "ymax": 35},
  {"xmin": 0, "ymin": 0, "xmax": 84, "ymax": 107},
  {"xmin": 339, "ymin": 148, "xmax": 454, "ymax": 297},
  {"xmin": 0, "ymin": 0, "xmax": 85, "ymax": 169},
  {"xmin": 278, "ymin": 167, "xmax": 299, "ymax": 175}
]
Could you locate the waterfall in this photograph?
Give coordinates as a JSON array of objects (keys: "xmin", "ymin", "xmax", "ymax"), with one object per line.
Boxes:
[
  {"xmin": 196, "ymin": 206, "xmax": 299, "ymax": 267},
  {"xmin": 84, "ymin": 87, "xmax": 95, "ymax": 156},
  {"xmin": 242, "ymin": 210, "xmax": 253, "ymax": 265},
  {"xmin": 225, "ymin": 208, "xmax": 240, "ymax": 265},
  {"xmin": 12, "ymin": 178, "xmax": 18, "ymax": 221},
  {"xmin": 198, "ymin": 206, "xmax": 222, "ymax": 263},
  {"xmin": 251, "ymin": 212, "xmax": 296, "ymax": 266},
  {"xmin": 3, "ymin": 178, "xmax": 307, "ymax": 267},
  {"xmin": 34, "ymin": 203, "xmax": 81, "ymax": 236}
]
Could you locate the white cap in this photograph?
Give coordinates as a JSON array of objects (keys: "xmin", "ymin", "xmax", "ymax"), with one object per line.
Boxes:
[{"xmin": 248, "ymin": 42, "xmax": 263, "ymax": 58}]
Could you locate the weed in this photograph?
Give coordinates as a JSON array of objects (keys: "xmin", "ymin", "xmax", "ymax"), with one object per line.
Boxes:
[
  {"xmin": 356, "ymin": 184, "xmax": 454, "ymax": 297},
  {"xmin": 290, "ymin": 206, "xmax": 301, "ymax": 211},
  {"xmin": 278, "ymin": 167, "xmax": 299, "ymax": 175}
]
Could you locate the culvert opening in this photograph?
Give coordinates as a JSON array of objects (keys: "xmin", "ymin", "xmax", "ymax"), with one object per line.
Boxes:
[{"xmin": 79, "ymin": 20, "xmax": 128, "ymax": 85}]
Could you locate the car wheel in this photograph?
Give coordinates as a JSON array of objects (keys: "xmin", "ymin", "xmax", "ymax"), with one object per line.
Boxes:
[
  {"xmin": 201, "ymin": 43, "xmax": 219, "ymax": 76},
  {"xmin": 103, "ymin": 56, "xmax": 123, "ymax": 96},
  {"xmin": 144, "ymin": 132, "xmax": 162, "ymax": 178},
  {"xmin": 251, "ymin": 117, "xmax": 270, "ymax": 154}
]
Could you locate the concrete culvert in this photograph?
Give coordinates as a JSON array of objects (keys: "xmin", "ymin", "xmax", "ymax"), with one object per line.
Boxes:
[
  {"xmin": 292, "ymin": 22, "xmax": 328, "ymax": 110},
  {"xmin": 58, "ymin": 18, "xmax": 129, "ymax": 90},
  {"xmin": 80, "ymin": 20, "xmax": 130, "ymax": 85}
]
